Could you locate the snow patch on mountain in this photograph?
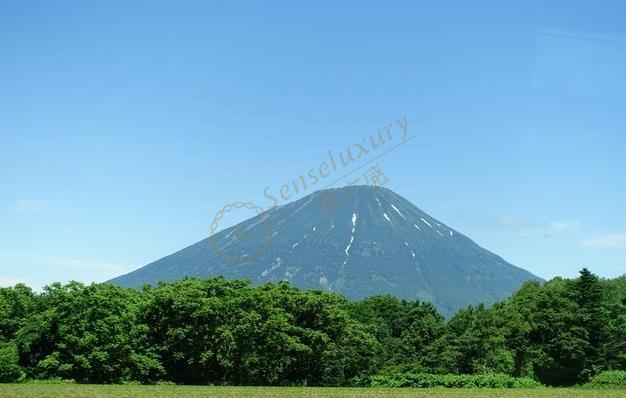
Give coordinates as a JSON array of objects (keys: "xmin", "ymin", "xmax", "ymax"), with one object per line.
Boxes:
[{"xmin": 391, "ymin": 204, "xmax": 406, "ymax": 219}]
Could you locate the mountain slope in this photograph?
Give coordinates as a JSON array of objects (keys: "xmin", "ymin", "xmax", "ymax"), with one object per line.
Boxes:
[{"xmin": 109, "ymin": 186, "xmax": 541, "ymax": 316}]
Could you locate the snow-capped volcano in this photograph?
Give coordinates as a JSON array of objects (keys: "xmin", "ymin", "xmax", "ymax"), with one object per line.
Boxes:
[{"xmin": 109, "ymin": 186, "xmax": 541, "ymax": 316}]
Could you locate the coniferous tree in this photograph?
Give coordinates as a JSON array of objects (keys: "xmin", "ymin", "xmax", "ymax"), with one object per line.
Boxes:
[{"xmin": 574, "ymin": 268, "xmax": 608, "ymax": 380}]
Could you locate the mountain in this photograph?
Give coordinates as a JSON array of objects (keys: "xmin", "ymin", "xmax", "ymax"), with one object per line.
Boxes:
[{"xmin": 109, "ymin": 186, "xmax": 541, "ymax": 316}]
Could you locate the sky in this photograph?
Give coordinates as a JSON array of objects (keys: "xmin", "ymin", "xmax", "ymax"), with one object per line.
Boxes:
[{"xmin": 1, "ymin": 1, "xmax": 625, "ymax": 289}]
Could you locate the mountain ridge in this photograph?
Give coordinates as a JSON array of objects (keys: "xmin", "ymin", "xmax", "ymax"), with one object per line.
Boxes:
[{"xmin": 109, "ymin": 186, "xmax": 542, "ymax": 316}]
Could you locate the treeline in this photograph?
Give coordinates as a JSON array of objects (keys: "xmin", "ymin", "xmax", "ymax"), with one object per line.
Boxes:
[{"xmin": 0, "ymin": 269, "xmax": 624, "ymax": 386}]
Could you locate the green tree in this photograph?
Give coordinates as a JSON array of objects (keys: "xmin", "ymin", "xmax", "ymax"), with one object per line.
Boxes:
[
  {"xmin": 427, "ymin": 304, "xmax": 515, "ymax": 376},
  {"xmin": 0, "ymin": 284, "xmax": 37, "ymax": 342},
  {"xmin": 574, "ymin": 268, "xmax": 608, "ymax": 381},
  {"xmin": 349, "ymin": 295, "xmax": 444, "ymax": 369},
  {"xmin": 604, "ymin": 276, "xmax": 626, "ymax": 370},
  {"xmin": 15, "ymin": 282, "xmax": 163, "ymax": 383},
  {"xmin": 0, "ymin": 342, "xmax": 24, "ymax": 383},
  {"xmin": 527, "ymin": 278, "xmax": 587, "ymax": 385},
  {"xmin": 141, "ymin": 278, "xmax": 380, "ymax": 386}
]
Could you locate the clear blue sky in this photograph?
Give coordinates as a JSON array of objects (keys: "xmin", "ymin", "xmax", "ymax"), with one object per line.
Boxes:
[{"xmin": 1, "ymin": 1, "xmax": 625, "ymax": 289}]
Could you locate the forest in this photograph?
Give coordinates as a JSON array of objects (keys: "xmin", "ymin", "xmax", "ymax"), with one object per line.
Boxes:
[{"xmin": 0, "ymin": 269, "xmax": 624, "ymax": 388}]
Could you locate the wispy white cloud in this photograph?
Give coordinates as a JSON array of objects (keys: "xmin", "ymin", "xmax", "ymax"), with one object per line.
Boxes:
[
  {"xmin": 548, "ymin": 221, "xmax": 582, "ymax": 233},
  {"xmin": 501, "ymin": 217, "xmax": 534, "ymax": 229},
  {"xmin": 500, "ymin": 216, "xmax": 581, "ymax": 238},
  {"xmin": 581, "ymin": 233, "xmax": 626, "ymax": 248},
  {"xmin": 15, "ymin": 200, "xmax": 50, "ymax": 215}
]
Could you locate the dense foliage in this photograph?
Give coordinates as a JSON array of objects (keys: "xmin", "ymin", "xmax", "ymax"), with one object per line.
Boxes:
[
  {"xmin": 586, "ymin": 371, "xmax": 626, "ymax": 388},
  {"xmin": 370, "ymin": 372, "xmax": 542, "ymax": 388},
  {"xmin": 0, "ymin": 269, "xmax": 624, "ymax": 386}
]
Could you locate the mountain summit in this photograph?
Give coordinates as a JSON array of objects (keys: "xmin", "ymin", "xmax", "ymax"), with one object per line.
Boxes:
[{"xmin": 110, "ymin": 186, "xmax": 541, "ymax": 316}]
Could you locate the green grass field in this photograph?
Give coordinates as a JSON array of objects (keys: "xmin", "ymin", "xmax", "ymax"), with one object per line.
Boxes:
[{"xmin": 0, "ymin": 385, "xmax": 624, "ymax": 398}]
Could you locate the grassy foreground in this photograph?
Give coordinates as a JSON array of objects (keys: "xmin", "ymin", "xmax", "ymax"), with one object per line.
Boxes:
[{"xmin": 0, "ymin": 385, "xmax": 625, "ymax": 398}]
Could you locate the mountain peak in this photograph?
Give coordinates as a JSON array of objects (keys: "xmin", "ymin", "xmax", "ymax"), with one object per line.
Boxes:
[{"xmin": 110, "ymin": 186, "xmax": 541, "ymax": 316}]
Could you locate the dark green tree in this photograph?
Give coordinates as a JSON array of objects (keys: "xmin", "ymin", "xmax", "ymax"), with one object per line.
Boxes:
[
  {"xmin": 574, "ymin": 268, "xmax": 608, "ymax": 380},
  {"xmin": 349, "ymin": 295, "xmax": 444, "ymax": 369}
]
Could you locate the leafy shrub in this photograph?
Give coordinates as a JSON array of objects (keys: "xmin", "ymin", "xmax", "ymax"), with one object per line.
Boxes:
[
  {"xmin": 0, "ymin": 342, "xmax": 25, "ymax": 383},
  {"xmin": 586, "ymin": 371, "xmax": 626, "ymax": 388},
  {"xmin": 370, "ymin": 373, "xmax": 543, "ymax": 388}
]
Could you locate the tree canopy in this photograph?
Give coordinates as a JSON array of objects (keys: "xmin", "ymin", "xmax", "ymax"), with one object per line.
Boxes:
[{"xmin": 0, "ymin": 269, "xmax": 624, "ymax": 386}]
